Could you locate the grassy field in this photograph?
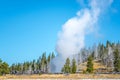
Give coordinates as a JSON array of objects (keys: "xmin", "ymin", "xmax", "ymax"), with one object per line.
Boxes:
[{"xmin": 0, "ymin": 74, "xmax": 120, "ymax": 79}]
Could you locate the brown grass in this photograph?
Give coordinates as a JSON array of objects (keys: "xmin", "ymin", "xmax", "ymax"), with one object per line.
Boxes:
[{"xmin": 0, "ymin": 74, "xmax": 120, "ymax": 79}]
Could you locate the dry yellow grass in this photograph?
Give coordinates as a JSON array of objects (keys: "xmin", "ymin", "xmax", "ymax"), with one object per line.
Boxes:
[
  {"xmin": 0, "ymin": 74, "xmax": 120, "ymax": 79},
  {"xmin": 78, "ymin": 59, "xmax": 107, "ymax": 72},
  {"xmin": 93, "ymin": 60, "xmax": 106, "ymax": 69}
]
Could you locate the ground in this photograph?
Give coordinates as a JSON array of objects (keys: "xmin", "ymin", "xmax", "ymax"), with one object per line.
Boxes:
[{"xmin": 0, "ymin": 74, "xmax": 120, "ymax": 79}]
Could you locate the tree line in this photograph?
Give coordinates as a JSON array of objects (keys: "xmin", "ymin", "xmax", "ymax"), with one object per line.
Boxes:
[
  {"xmin": 10, "ymin": 52, "xmax": 55, "ymax": 75},
  {"xmin": 0, "ymin": 41, "xmax": 120, "ymax": 75},
  {"xmin": 0, "ymin": 52, "xmax": 55, "ymax": 75}
]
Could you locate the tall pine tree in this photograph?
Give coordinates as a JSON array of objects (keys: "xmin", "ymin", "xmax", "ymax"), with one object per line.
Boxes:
[
  {"xmin": 71, "ymin": 58, "xmax": 77, "ymax": 73},
  {"xmin": 61, "ymin": 58, "xmax": 71, "ymax": 73},
  {"xmin": 114, "ymin": 49, "xmax": 120, "ymax": 72},
  {"xmin": 86, "ymin": 55, "xmax": 94, "ymax": 73}
]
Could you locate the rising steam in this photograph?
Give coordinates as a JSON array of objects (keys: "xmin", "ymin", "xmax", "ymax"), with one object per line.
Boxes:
[{"xmin": 51, "ymin": 0, "xmax": 113, "ymax": 73}]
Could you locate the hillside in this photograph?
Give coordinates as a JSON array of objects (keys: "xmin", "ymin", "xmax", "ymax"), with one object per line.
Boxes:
[{"xmin": 77, "ymin": 59, "xmax": 112, "ymax": 73}]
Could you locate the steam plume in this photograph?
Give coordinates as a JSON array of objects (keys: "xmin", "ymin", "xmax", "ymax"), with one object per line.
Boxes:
[{"xmin": 51, "ymin": 0, "xmax": 113, "ymax": 73}]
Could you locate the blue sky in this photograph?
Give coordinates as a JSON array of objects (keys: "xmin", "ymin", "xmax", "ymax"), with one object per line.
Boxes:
[{"xmin": 0, "ymin": 0, "xmax": 120, "ymax": 65}]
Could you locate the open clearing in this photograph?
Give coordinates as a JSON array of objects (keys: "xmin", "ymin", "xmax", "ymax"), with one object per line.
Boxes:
[{"xmin": 0, "ymin": 74, "xmax": 120, "ymax": 79}]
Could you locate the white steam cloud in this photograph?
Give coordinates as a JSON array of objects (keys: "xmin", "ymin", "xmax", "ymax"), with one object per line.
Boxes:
[{"xmin": 51, "ymin": 0, "xmax": 113, "ymax": 73}]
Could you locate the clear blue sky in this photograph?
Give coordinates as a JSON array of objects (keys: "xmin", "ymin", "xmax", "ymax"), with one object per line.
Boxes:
[{"xmin": 0, "ymin": 0, "xmax": 120, "ymax": 65}]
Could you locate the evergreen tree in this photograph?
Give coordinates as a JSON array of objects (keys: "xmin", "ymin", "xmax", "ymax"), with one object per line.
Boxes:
[
  {"xmin": 36, "ymin": 57, "xmax": 41, "ymax": 72},
  {"xmin": 17, "ymin": 63, "xmax": 21, "ymax": 72},
  {"xmin": 86, "ymin": 55, "xmax": 94, "ymax": 73},
  {"xmin": 51, "ymin": 52, "xmax": 55, "ymax": 59},
  {"xmin": 61, "ymin": 66, "xmax": 65, "ymax": 73},
  {"xmin": 0, "ymin": 59, "xmax": 2, "ymax": 75},
  {"xmin": 31, "ymin": 60, "xmax": 36, "ymax": 72},
  {"xmin": 113, "ymin": 49, "xmax": 120, "ymax": 72},
  {"xmin": 47, "ymin": 53, "xmax": 51, "ymax": 72},
  {"xmin": 61, "ymin": 58, "xmax": 71, "ymax": 73},
  {"xmin": 71, "ymin": 58, "xmax": 77, "ymax": 73},
  {"xmin": 47, "ymin": 54, "xmax": 51, "ymax": 63},
  {"xmin": 1, "ymin": 62, "xmax": 9, "ymax": 74},
  {"xmin": 41, "ymin": 52, "xmax": 47, "ymax": 72},
  {"xmin": 106, "ymin": 40, "xmax": 111, "ymax": 48},
  {"xmin": 0, "ymin": 59, "xmax": 9, "ymax": 75}
]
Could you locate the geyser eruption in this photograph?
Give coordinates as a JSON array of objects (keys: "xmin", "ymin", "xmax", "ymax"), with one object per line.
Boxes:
[{"xmin": 51, "ymin": 0, "xmax": 113, "ymax": 73}]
